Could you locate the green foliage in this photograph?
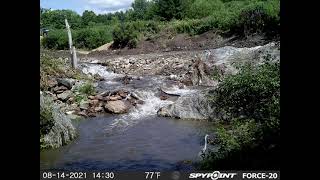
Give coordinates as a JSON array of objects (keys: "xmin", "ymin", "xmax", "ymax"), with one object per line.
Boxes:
[
  {"xmin": 213, "ymin": 60, "xmax": 280, "ymax": 124},
  {"xmin": 131, "ymin": 0, "xmax": 151, "ymax": 20},
  {"xmin": 40, "ymin": 53, "xmax": 92, "ymax": 90},
  {"xmin": 112, "ymin": 20, "xmax": 160, "ymax": 48},
  {"xmin": 41, "ymin": 9, "xmax": 82, "ymax": 29},
  {"xmin": 42, "ymin": 26, "xmax": 113, "ymax": 50},
  {"xmin": 232, "ymin": 1, "xmax": 280, "ymax": 37},
  {"xmin": 81, "ymin": 10, "xmax": 97, "ymax": 26},
  {"xmin": 185, "ymin": 0, "xmax": 225, "ymax": 19},
  {"xmin": 75, "ymin": 94, "xmax": 87, "ymax": 104},
  {"xmin": 40, "ymin": 97, "xmax": 54, "ymax": 136},
  {"xmin": 77, "ymin": 82, "xmax": 95, "ymax": 96},
  {"xmin": 201, "ymin": 58, "xmax": 280, "ymax": 169},
  {"xmin": 154, "ymin": 0, "xmax": 189, "ymax": 20},
  {"xmin": 41, "ymin": 0, "xmax": 280, "ymax": 49},
  {"xmin": 42, "ymin": 29, "xmax": 69, "ymax": 49},
  {"xmin": 74, "ymin": 27, "xmax": 113, "ymax": 49}
]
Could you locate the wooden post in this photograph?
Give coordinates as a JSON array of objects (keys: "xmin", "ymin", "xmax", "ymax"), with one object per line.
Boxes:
[
  {"xmin": 72, "ymin": 46, "xmax": 77, "ymax": 68},
  {"xmin": 65, "ymin": 19, "xmax": 77, "ymax": 68}
]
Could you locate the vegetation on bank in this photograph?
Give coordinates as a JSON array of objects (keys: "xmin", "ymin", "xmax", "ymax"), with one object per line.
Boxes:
[
  {"xmin": 40, "ymin": 0, "xmax": 279, "ymax": 50},
  {"xmin": 40, "ymin": 0, "xmax": 280, "ymax": 169},
  {"xmin": 40, "ymin": 53, "xmax": 91, "ymax": 91},
  {"xmin": 201, "ymin": 59, "xmax": 280, "ymax": 169}
]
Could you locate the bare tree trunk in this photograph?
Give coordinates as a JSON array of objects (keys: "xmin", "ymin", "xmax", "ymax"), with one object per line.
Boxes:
[{"xmin": 65, "ymin": 19, "xmax": 77, "ymax": 69}]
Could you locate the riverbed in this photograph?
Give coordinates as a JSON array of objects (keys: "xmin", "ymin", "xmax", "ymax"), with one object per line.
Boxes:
[{"xmin": 40, "ymin": 63, "xmax": 215, "ymax": 171}]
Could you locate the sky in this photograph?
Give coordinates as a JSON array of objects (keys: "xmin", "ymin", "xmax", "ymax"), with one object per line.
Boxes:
[{"xmin": 40, "ymin": 0, "xmax": 135, "ymax": 15}]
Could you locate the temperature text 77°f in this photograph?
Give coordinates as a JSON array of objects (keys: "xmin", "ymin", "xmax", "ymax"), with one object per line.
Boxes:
[{"xmin": 145, "ymin": 172, "xmax": 161, "ymax": 179}]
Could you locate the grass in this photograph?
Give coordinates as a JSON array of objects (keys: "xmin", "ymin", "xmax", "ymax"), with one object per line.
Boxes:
[{"xmin": 40, "ymin": 53, "xmax": 92, "ymax": 91}]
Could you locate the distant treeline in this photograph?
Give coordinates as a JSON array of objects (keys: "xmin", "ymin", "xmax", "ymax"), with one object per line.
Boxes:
[{"xmin": 40, "ymin": 0, "xmax": 280, "ymax": 50}]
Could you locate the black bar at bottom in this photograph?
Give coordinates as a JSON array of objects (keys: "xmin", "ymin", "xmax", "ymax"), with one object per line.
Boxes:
[{"xmin": 40, "ymin": 170, "xmax": 280, "ymax": 180}]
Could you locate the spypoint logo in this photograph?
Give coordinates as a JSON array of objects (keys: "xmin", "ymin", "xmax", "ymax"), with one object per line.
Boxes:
[{"xmin": 189, "ymin": 171, "xmax": 237, "ymax": 180}]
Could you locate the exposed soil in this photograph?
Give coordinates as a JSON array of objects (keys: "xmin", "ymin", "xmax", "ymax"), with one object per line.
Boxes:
[{"xmin": 86, "ymin": 31, "xmax": 275, "ymax": 58}]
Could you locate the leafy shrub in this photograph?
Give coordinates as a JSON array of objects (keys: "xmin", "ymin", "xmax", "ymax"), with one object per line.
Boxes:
[
  {"xmin": 42, "ymin": 29, "xmax": 69, "ymax": 49},
  {"xmin": 40, "ymin": 98, "xmax": 54, "ymax": 136},
  {"xmin": 74, "ymin": 27, "xmax": 113, "ymax": 49},
  {"xmin": 212, "ymin": 60, "xmax": 280, "ymax": 126},
  {"xmin": 234, "ymin": 3, "xmax": 280, "ymax": 37},
  {"xmin": 77, "ymin": 82, "xmax": 95, "ymax": 95},
  {"xmin": 42, "ymin": 26, "xmax": 113, "ymax": 50},
  {"xmin": 185, "ymin": 0, "xmax": 225, "ymax": 19},
  {"xmin": 201, "ymin": 59, "xmax": 280, "ymax": 169},
  {"xmin": 172, "ymin": 0, "xmax": 279, "ymax": 37},
  {"xmin": 112, "ymin": 23, "xmax": 139, "ymax": 48}
]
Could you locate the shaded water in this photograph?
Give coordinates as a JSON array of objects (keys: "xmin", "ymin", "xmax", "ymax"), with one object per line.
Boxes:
[{"xmin": 40, "ymin": 63, "xmax": 215, "ymax": 171}]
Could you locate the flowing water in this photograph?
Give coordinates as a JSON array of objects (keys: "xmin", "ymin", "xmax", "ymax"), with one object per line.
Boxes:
[{"xmin": 40, "ymin": 63, "xmax": 215, "ymax": 171}]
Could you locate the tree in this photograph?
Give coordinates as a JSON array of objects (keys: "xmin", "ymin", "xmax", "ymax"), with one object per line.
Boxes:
[
  {"xmin": 82, "ymin": 10, "xmax": 97, "ymax": 26},
  {"xmin": 41, "ymin": 10, "xmax": 82, "ymax": 29},
  {"xmin": 154, "ymin": 0, "xmax": 187, "ymax": 20},
  {"xmin": 131, "ymin": 0, "xmax": 150, "ymax": 20}
]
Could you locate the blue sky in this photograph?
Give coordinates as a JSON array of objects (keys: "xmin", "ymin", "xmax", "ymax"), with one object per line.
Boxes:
[{"xmin": 40, "ymin": 0, "xmax": 134, "ymax": 15}]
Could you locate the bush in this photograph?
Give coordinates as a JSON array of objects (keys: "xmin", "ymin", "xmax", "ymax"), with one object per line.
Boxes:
[
  {"xmin": 42, "ymin": 29, "xmax": 69, "ymax": 49},
  {"xmin": 172, "ymin": 0, "xmax": 279, "ymax": 37},
  {"xmin": 42, "ymin": 26, "xmax": 113, "ymax": 50},
  {"xmin": 201, "ymin": 59, "xmax": 280, "ymax": 169},
  {"xmin": 74, "ymin": 26, "xmax": 113, "ymax": 49},
  {"xmin": 77, "ymin": 82, "xmax": 95, "ymax": 95},
  {"xmin": 213, "ymin": 60, "xmax": 280, "ymax": 125},
  {"xmin": 185, "ymin": 0, "xmax": 225, "ymax": 19}
]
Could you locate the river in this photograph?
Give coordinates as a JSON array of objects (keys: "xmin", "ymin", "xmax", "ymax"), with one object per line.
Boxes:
[{"xmin": 40, "ymin": 63, "xmax": 215, "ymax": 171}]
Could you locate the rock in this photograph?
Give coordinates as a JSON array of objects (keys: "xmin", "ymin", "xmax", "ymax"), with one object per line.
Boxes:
[
  {"xmin": 169, "ymin": 74, "xmax": 178, "ymax": 80},
  {"xmin": 89, "ymin": 99, "xmax": 99, "ymax": 107},
  {"xmin": 88, "ymin": 95, "xmax": 95, "ymax": 100},
  {"xmin": 47, "ymin": 79, "xmax": 58, "ymax": 88},
  {"xmin": 88, "ymin": 112, "xmax": 96, "ymax": 117},
  {"xmin": 95, "ymin": 95, "xmax": 105, "ymax": 101},
  {"xmin": 56, "ymin": 78, "xmax": 76, "ymax": 89},
  {"xmin": 77, "ymin": 111, "xmax": 88, "ymax": 117},
  {"xmin": 67, "ymin": 97, "xmax": 75, "ymax": 104},
  {"xmin": 79, "ymin": 100, "xmax": 89, "ymax": 110},
  {"xmin": 94, "ymin": 106, "xmax": 104, "ymax": 112},
  {"xmin": 130, "ymin": 92, "xmax": 140, "ymax": 100},
  {"xmin": 98, "ymin": 91, "xmax": 110, "ymax": 97},
  {"xmin": 136, "ymin": 100, "xmax": 144, "ymax": 104},
  {"xmin": 65, "ymin": 111, "xmax": 74, "ymax": 115},
  {"xmin": 57, "ymin": 90, "xmax": 72, "ymax": 101},
  {"xmin": 53, "ymin": 86, "xmax": 68, "ymax": 93},
  {"xmin": 188, "ymin": 59, "xmax": 217, "ymax": 87},
  {"xmin": 44, "ymin": 91, "xmax": 57, "ymax": 101},
  {"xmin": 93, "ymin": 74, "xmax": 105, "ymax": 81},
  {"xmin": 108, "ymin": 95, "xmax": 122, "ymax": 101},
  {"xmin": 122, "ymin": 75, "xmax": 132, "ymax": 85},
  {"xmin": 160, "ymin": 95, "xmax": 169, "ymax": 100},
  {"xmin": 117, "ymin": 90, "xmax": 128, "ymax": 98},
  {"xmin": 104, "ymin": 100, "xmax": 131, "ymax": 114},
  {"xmin": 40, "ymin": 94, "xmax": 77, "ymax": 150},
  {"xmin": 67, "ymin": 114, "xmax": 82, "ymax": 120},
  {"xmin": 157, "ymin": 93, "xmax": 216, "ymax": 120}
]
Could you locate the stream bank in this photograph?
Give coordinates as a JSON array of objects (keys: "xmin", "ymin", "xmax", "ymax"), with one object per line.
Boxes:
[{"xmin": 40, "ymin": 42, "xmax": 279, "ymax": 170}]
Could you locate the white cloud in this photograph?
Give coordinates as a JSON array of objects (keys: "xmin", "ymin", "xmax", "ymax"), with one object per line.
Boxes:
[
  {"xmin": 84, "ymin": 0, "xmax": 134, "ymax": 14},
  {"xmin": 88, "ymin": 0, "xmax": 133, "ymax": 7}
]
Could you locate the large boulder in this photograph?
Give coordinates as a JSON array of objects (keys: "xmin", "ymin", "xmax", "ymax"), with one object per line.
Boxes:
[
  {"xmin": 56, "ymin": 78, "xmax": 76, "ymax": 89},
  {"xmin": 188, "ymin": 59, "xmax": 218, "ymax": 87},
  {"xmin": 57, "ymin": 90, "xmax": 72, "ymax": 101},
  {"xmin": 104, "ymin": 100, "xmax": 131, "ymax": 114},
  {"xmin": 40, "ymin": 94, "xmax": 77, "ymax": 150},
  {"xmin": 157, "ymin": 93, "xmax": 216, "ymax": 120}
]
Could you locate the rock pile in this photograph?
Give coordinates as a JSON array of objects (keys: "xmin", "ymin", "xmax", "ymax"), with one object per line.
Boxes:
[{"xmin": 43, "ymin": 78, "xmax": 144, "ymax": 119}]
